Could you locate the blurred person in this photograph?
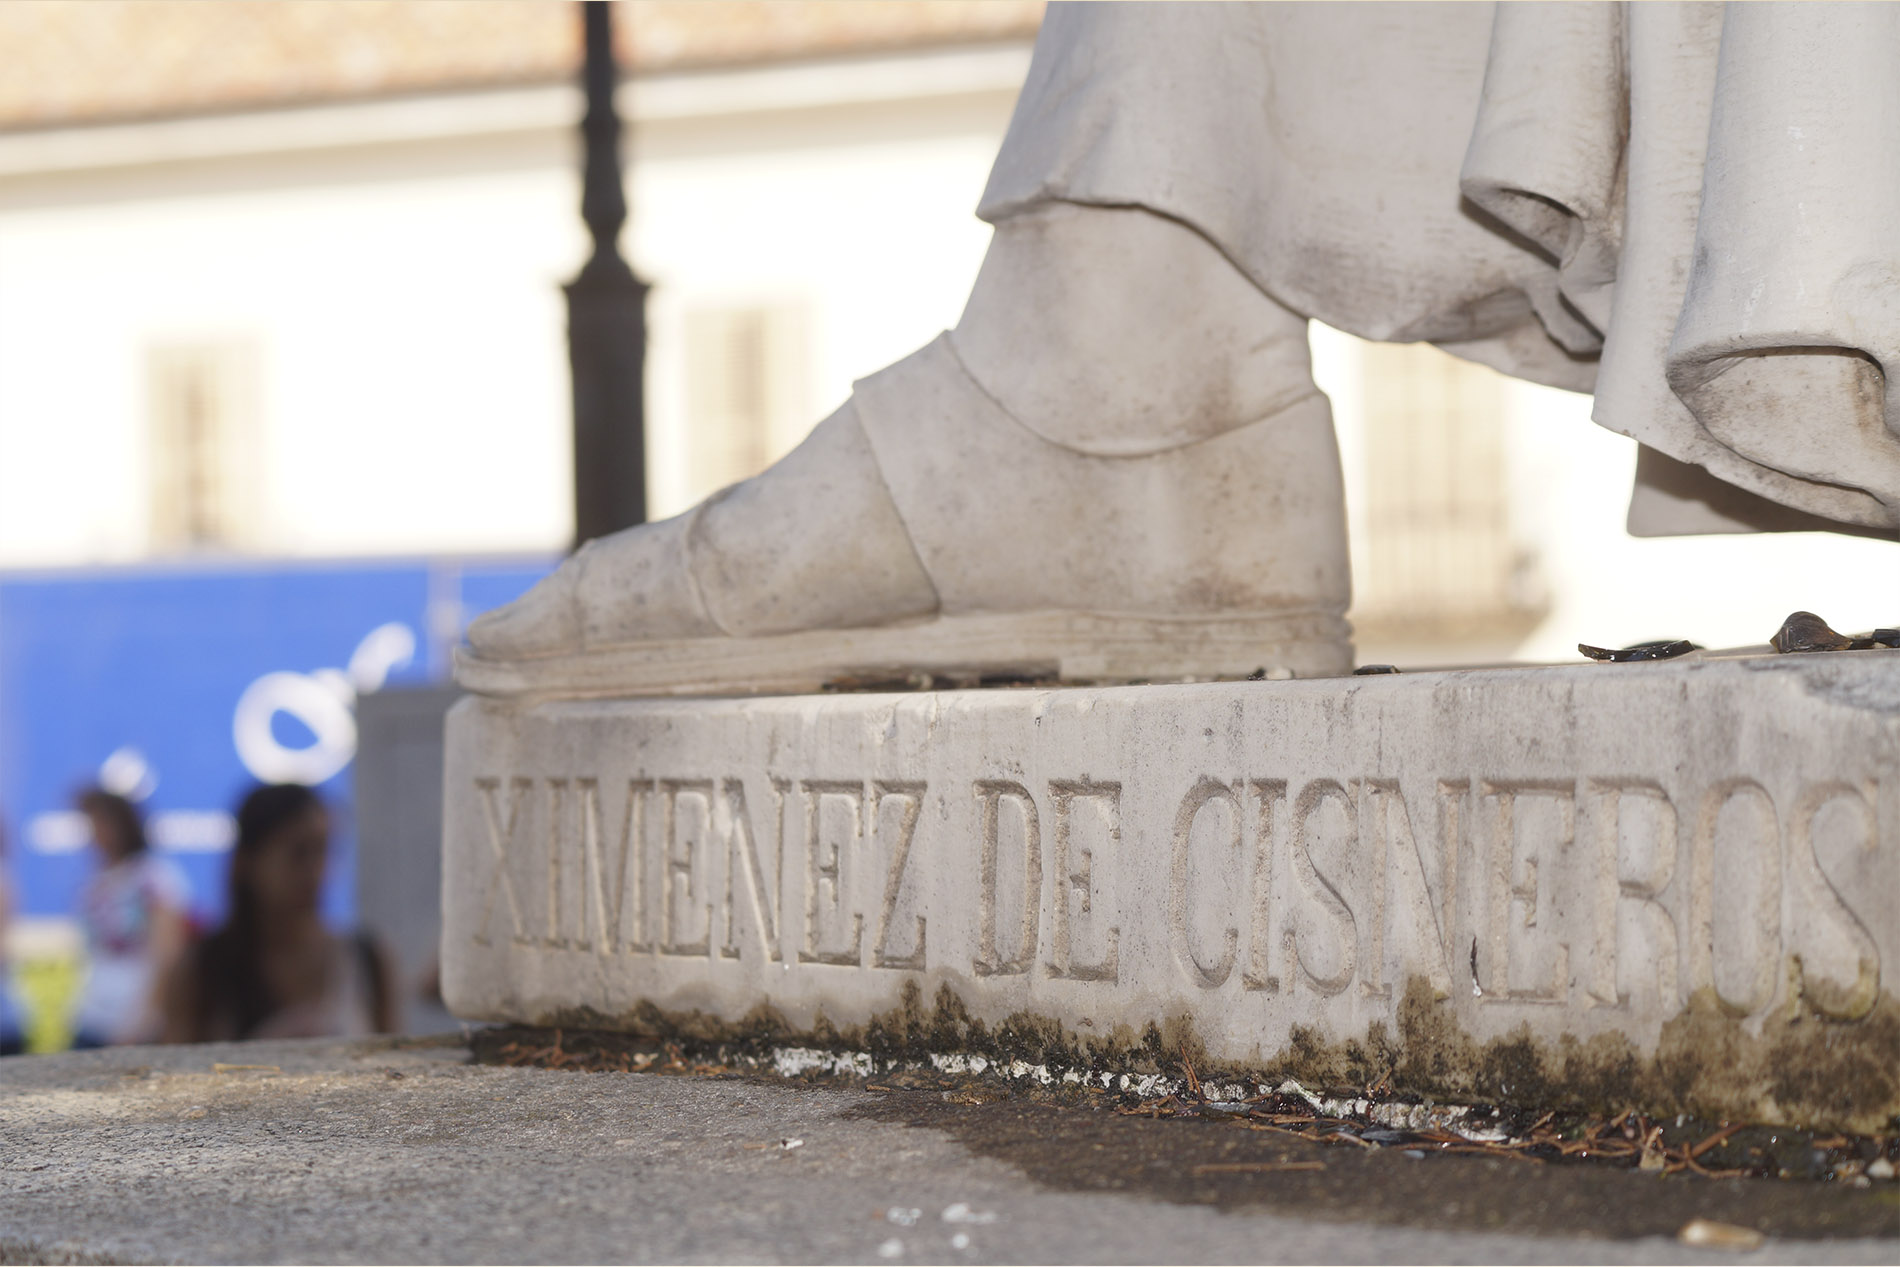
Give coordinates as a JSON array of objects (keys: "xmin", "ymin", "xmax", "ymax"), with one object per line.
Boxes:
[
  {"xmin": 0, "ymin": 825, "xmax": 26, "ymax": 1056},
  {"xmin": 164, "ymin": 784, "xmax": 395, "ymax": 1042},
  {"xmin": 71, "ymin": 789, "xmax": 190, "ymax": 1047}
]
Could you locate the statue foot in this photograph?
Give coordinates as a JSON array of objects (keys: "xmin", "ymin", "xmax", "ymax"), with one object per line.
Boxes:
[
  {"xmin": 463, "ymin": 396, "xmax": 937, "ymax": 665},
  {"xmin": 460, "ymin": 335, "xmax": 1352, "ymax": 697}
]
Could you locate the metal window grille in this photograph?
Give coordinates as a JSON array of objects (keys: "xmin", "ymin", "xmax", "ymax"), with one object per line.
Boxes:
[
  {"xmin": 1349, "ymin": 340, "xmax": 1545, "ymax": 650},
  {"xmin": 681, "ymin": 303, "xmax": 808, "ymax": 500},
  {"xmin": 146, "ymin": 342, "xmax": 260, "ymax": 553}
]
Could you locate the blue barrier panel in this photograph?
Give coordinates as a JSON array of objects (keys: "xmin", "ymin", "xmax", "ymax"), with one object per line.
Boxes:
[{"xmin": 0, "ymin": 556, "xmax": 551, "ymax": 929}]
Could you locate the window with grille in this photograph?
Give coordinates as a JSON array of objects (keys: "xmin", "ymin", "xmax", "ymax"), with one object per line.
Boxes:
[
  {"xmin": 681, "ymin": 303, "xmax": 808, "ymax": 500},
  {"xmin": 1349, "ymin": 340, "xmax": 1546, "ymax": 653},
  {"xmin": 146, "ymin": 342, "xmax": 261, "ymax": 553}
]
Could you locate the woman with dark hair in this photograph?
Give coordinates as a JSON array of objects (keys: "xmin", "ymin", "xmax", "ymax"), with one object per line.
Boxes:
[
  {"xmin": 71, "ymin": 788, "xmax": 190, "ymax": 1047},
  {"xmin": 164, "ymin": 784, "xmax": 396, "ymax": 1042}
]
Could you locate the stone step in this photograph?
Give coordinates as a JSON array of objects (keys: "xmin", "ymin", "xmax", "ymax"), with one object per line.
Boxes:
[{"xmin": 441, "ymin": 650, "xmax": 1900, "ymax": 1130}]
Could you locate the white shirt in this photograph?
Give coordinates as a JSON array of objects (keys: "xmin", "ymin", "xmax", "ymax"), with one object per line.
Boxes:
[{"xmin": 73, "ymin": 853, "xmax": 189, "ymax": 1043}]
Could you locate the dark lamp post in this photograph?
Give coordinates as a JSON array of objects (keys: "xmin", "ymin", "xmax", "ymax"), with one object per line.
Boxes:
[{"xmin": 567, "ymin": 0, "xmax": 649, "ymax": 548}]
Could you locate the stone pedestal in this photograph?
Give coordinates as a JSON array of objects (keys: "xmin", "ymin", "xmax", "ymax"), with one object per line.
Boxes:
[{"xmin": 442, "ymin": 651, "xmax": 1899, "ymax": 1129}]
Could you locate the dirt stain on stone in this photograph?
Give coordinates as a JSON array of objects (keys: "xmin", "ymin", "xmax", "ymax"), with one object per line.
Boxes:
[
  {"xmin": 841, "ymin": 1090, "xmax": 1900, "ymax": 1243},
  {"xmin": 0, "ymin": 1242, "xmax": 134, "ymax": 1266},
  {"xmin": 528, "ymin": 974, "xmax": 1900, "ymax": 1133},
  {"xmin": 468, "ymin": 1017, "xmax": 1900, "ymax": 1243}
]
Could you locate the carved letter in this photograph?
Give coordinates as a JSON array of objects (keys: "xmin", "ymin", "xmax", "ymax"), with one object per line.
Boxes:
[
  {"xmin": 658, "ymin": 779, "xmax": 715, "ymax": 958},
  {"xmin": 1048, "ymin": 780, "xmax": 1120, "ymax": 983},
  {"xmin": 1363, "ymin": 779, "xmax": 1454, "ymax": 1001},
  {"xmin": 1171, "ymin": 778, "xmax": 1241, "ymax": 988},
  {"xmin": 720, "ymin": 778, "xmax": 787, "ymax": 964},
  {"xmin": 1288, "ymin": 779, "xmax": 1357, "ymax": 996},
  {"xmin": 1242, "ymin": 780, "xmax": 1287, "ymax": 992},
  {"xmin": 1437, "ymin": 779, "xmax": 1471, "ymax": 995},
  {"xmin": 574, "ymin": 778, "xmax": 655, "ymax": 954},
  {"xmin": 1480, "ymin": 780, "xmax": 1576, "ymax": 1003},
  {"xmin": 974, "ymin": 780, "xmax": 1041, "ymax": 976},
  {"xmin": 1585, "ymin": 780, "xmax": 1680, "ymax": 1007},
  {"xmin": 542, "ymin": 778, "xmax": 572, "ymax": 948},
  {"xmin": 571, "ymin": 779, "xmax": 603, "ymax": 952},
  {"xmin": 871, "ymin": 781, "xmax": 928, "ymax": 971},
  {"xmin": 472, "ymin": 776, "xmax": 531, "ymax": 947},
  {"xmin": 1689, "ymin": 779, "xmax": 1779, "ymax": 1015},
  {"xmin": 1589, "ymin": 779, "xmax": 1680, "ymax": 1010},
  {"xmin": 799, "ymin": 780, "xmax": 865, "ymax": 966},
  {"xmin": 1789, "ymin": 782, "xmax": 1881, "ymax": 1020}
]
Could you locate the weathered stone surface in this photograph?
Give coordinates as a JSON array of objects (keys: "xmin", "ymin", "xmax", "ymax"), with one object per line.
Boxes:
[{"xmin": 442, "ymin": 650, "xmax": 1900, "ymax": 1129}]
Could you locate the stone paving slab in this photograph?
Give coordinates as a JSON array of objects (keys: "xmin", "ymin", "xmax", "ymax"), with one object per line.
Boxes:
[
  {"xmin": 444, "ymin": 651, "xmax": 1900, "ymax": 1129},
  {"xmin": 1, "ymin": 1038, "xmax": 1896, "ymax": 1265}
]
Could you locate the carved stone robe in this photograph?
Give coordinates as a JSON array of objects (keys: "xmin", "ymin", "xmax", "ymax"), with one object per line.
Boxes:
[{"xmin": 982, "ymin": 1, "xmax": 1900, "ymax": 539}]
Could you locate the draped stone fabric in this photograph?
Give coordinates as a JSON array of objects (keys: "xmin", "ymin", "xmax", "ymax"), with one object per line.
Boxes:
[{"xmin": 980, "ymin": 1, "xmax": 1900, "ymax": 538}]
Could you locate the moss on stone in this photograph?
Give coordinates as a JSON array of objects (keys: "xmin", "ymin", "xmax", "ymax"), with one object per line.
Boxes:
[{"xmin": 526, "ymin": 974, "xmax": 1900, "ymax": 1131}]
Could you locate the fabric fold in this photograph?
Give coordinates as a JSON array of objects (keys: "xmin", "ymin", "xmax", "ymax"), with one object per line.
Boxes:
[
  {"xmin": 981, "ymin": 0, "xmax": 1900, "ymax": 537},
  {"xmin": 1662, "ymin": 2, "xmax": 1900, "ymax": 529},
  {"xmin": 1459, "ymin": 1, "xmax": 1626, "ymax": 354}
]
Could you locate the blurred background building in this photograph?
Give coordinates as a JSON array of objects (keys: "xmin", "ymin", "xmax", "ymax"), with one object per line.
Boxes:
[{"xmin": 1, "ymin": 1, "xmax": 1894, "ymax": 1046}]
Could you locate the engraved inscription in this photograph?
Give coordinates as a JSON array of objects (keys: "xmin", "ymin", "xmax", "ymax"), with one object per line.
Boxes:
[
  {"xmin": 1362, "ymin": 779, "xmax": 1454, "ymax": 1001},
  {"xmin": 871, "ymin": 781, "xmax": 928, "ymax": 971},
  {"xmin": 1171, "ymin": 777, "xmax": 1241, "ymax": 988},
  {"xmin": 1047, "ymin": 780, "xmax": 1121, "ymax": 983},
  {"xmin": 720, "ymin": 778, "xmax": 787, "ymax": 964},
  {"xmin": 1435, "ymin": 779, "xmax": 1471, "ymax": 996},
  {"xmin": 1692, "ymin": 779, "xmax": 1778, "ymax": 1014},
  {"xmin": 1241, "ymin": 780, "xmax": 1287, "ymax": 992},
  {"xmin": 1579, "ymin": 780, "xmax": 1626, "ymax": 1007},
  {"xmin": 574, "ymin": 778, "xmax": 655, "ymax": 954},
  {"xmin": 1594, "ymin": 779, "xmax": 1680, "ymax": 1010},
  {"xmin": 975, "ymin": 780, "xmax": 1040, "ymax": 976},
  {"xmin": 1791, "ymin": 782, "xmax": 1881, "ymax": 1020},
  {"xmin": 800, "ymin": 780, "xmax": 865, "ymax": 966},
  {"xmin": 459, "ymin": 754, "xmax": 1885, "ymax": 1022},
  {"xmin": 472, "ymin": 776, "xmax": 531, "ymax": 947},
  {"xmin": 541, "ymin": 778, "xmax": 572, "ymax": 949},
  {"xmin": 659, "ymin": 779, "xmax": 715, "ymax": 958},
  {"xmin": 1288, "ymin": 780, "xmax": 1357, "ymax": 996},
  {"xmin": 1481, "ymin": 780, "xmax": 1574, "ymax": 1004}
]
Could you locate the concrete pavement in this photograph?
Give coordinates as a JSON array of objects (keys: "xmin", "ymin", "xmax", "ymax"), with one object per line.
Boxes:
[{"xmin": 1, "ymin": 1036, "xmax": 1894, "ymax": 1264}]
